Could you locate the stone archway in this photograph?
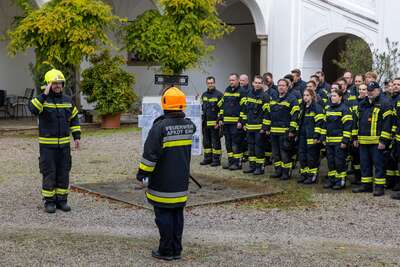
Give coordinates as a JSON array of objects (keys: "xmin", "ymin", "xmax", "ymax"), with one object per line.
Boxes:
[{"xmin": 302, "ymin": 32, "xmax": 372, "ymax": 82}]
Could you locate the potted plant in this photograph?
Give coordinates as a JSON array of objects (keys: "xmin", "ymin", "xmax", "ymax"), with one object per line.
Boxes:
[{"xmin": 81, "ymin": 50, "xmax": 137, "ymax": 128}]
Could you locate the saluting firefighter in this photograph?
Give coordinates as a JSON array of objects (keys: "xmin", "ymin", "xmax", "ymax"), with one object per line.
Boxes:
[
  {"xmin": 200, "ymin": 76, "xmax": 223, "ymax": 166},
  {"xmin": 136, "ymin": 87, "xmax": 196, "ymax": 261},
  {"xmin": 218, "ymin": 73, "xmax": 247, "ymax": 170},
  {"xmin": 324, "ymin": 88, "xmax": 353, "ymax": 190},
  {"xmin": 240, "ymin": 75, "xmax": 270, "ymax": 175},
  {"xmin": 29, "ymin": 69, "xmax": 81, "ymax": 213},
  {"xmin": 353, "ymin": 82, "xmax": 393, "ymax": 196},
  {"xmin": 297, "ymin": 87, "xmax": 326, "ymax": 184},
  {"xmin": 265, "ymin": 78, "xmax": 300, "ymax": 180}
]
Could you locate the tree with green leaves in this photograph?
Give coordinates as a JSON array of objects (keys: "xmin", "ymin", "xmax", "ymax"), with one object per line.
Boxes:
[
  {"xmin": 372, "ymin": 38, "xmax": 400, "ymax": 83},
  {"xmin": 7, "ymin": 0, "xmax": 122, "ymax": 105},
  {"xmin": 81, "ymin": 50, "xmax": 137, "ymax": 116},
  {"xmin": 124, "ymin": 0, "xmax": 233, "ymax": 75},
  {"xmin": 333, "ymin": 38, "xmax": 373, "ymax": 76}
]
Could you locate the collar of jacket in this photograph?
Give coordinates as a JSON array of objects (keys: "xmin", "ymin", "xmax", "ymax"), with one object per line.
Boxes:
[
  {"xmin": 329, "ymin": 101, "xmax": 342, "ymax": 108},
  {"xmin": 227, "ymin": 85, "xmax": 240, "ymax": 92},
  {"xmin": 49, "ymin": 90, "xmax": 63, "ymax": 98},
  {"xmin": 207, "ymin": 88, "xmax": 216, "ymax": 93},
  {"xmin": 164, "ymin": 111, "xmax": 186, "ymax": 118}
]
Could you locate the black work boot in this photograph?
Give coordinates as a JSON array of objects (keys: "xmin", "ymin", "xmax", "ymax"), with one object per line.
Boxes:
[
  {"xmin": 243, "ymin": 162, "xmax": 256, "ymax": 174},
  {"xmin": 271, "ymin": 167, "xmax": 282, "ymax": 179},
  {"xmin": 151, "ymin": 249, "xmax": 173, "ymax": 261},
  {"xmin": 56, "ymin": 200, "xmax": 71, "ymax": 212},
  {"xmin": 229, "ymin": 163, "xmax": 241, "ymax": 171},
  {"xmin": 44, "ymin": 200, "xmax": 56, "ymax": 214},
  {"xmin": 332, "ymin": 179, "xmax": 346, "ymax": 190},
  {"xmin": 391, "ymin": 191, "xmax": 400, "ymax": 200},
  {"xmin": 352, "ymin": 183, "xmax": 373, "ymax": 193},
  {"xmin": 210, "ymin": 160, "xmax": 221, "ymax": 167},
  {"xmin": 323, "ymin": 177, "xmax": 335, "ymax": 189},
  {"xmin": 280, "ymin": 168, "xmax": 290, "ymax": 180},
  {"xmin": 373, "ymin": 185, "xmax": 385, "ymax": 197},
  {"xmin": 303, "ymin": 174, "xmax": 318, "ymax": 185},
  {"xmin": 253, "ymin": 165, "xmax": 264, "ymax": 175},
  {"xmin": 392, "ymin": 181, "xmax": 400, "ymax": 192},
  {"xmin": 200, "ymin": 158, "xmax": 212, "ymax": 165},
  {"xmin": 297, "ymin": 173, "xmax": 308, "ymax": 184}
]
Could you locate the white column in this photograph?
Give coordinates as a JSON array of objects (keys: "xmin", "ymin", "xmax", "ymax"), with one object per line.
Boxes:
[{"xmin": 258, "ymin": 35, "xmax": 268, "ymax": 75}]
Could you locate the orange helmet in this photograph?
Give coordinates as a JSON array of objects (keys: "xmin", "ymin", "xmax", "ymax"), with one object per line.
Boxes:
[{"xmin": 161, "ymin": 87, "xmax": 186, "ymax": 111}]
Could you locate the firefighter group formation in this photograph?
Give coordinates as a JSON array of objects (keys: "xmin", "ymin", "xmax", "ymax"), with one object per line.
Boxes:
[{"xmin": 200, "ymin": 69, "xmax": 400, "ymax": 199}]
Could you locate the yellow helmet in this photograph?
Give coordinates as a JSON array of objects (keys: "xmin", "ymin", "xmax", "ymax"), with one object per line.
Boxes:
[
  {"xmin": 44, "ymin": 69, "xmax": 65, "ymax": 84},
  {"xmin": 161, "ymin": 87, "xmax": 186, "ymax": 111}
]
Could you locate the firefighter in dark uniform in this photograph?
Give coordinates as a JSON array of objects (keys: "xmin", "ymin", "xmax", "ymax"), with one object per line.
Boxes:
[
  {"xmin": 200, "ymin": 76, "xmax": 223, "ymax": 166},
  {"xmin": 392, "ymin": 78, "xmax": 400, "ymax": 199},
  {"xmin": 136, "ymin": 87, "xmax": 196, "ymax": 261},
  {"xmin": 265, "ymin": 78, "xmax": 300, "ymax": 180},
  {"xmin": 297, "ymin": 86, "xmax": 326, "ymax": 184},
  {"xmin": 324, "ymin": 89, "xmax": 353, "ymax": 190},
  {"xmin": 239, "ymin": 74, "xmax": 251, "ymax": 162},
  {"xmin": 29, "ymin": 69, "xmax": 81, "ymax": 213},
  {"xmin": 351, "ymin": 83, "xmax": 368, "ymax": 184},
  {"xmin": 382, "ymin": 80, "xmax": 399, "ymax": 189},
  {"xmin": 218, "ymin": 73, "xmax": 247, "ymax": 170},
  {"xmin": 240, "ymin": 75, "xmax": 270, "ymax": 175},
  {"xmin": 353, "ymin": 82, "xmax": 393, "ymax": 196}
]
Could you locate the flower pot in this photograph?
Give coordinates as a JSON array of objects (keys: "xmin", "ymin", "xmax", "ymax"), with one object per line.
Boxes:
[{"xmin": 101, "ymin": 113, "xmax": 121, "ymax": 129}]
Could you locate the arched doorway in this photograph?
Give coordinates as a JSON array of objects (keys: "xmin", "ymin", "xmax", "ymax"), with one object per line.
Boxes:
[
  {"xmin": 322, "ymin": 34, "xmax": 372, "ymax": 83},
  {"xmin": 303, "ymin": 32, "xmax": 372, "ymax": 83}
]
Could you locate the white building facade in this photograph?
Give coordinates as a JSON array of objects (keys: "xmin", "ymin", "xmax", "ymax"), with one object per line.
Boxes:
[{"xmin": 1, "ymin": 0, "xmax": 400, "ymax": 97}]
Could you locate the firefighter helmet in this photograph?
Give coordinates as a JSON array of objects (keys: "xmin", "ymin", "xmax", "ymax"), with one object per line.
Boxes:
[
  {"xmin": 161, "ymin": 87, "xmax": 186, "ymax": 111},
  {"xmin": 44, "ymin": 69, "xmax": 66, "ymax": 84}
]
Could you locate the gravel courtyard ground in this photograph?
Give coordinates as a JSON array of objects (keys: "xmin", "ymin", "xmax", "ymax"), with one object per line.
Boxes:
[{"xmin": 1, "ymin": 127, "xmax": 400, "ymax": 266}]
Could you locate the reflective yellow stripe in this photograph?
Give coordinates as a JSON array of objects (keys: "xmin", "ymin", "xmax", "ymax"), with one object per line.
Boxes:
[
  {"xmin": 305, "ymin": 112, "xmax": 316, "ymax": 117},
  {"xmin": 306, "ymin": 139, "xmax": 314, "ymax": 145},
  {"xmin": 263, "ymin": 119, "xmax": 271, "ymax": 126},
  {"xmin": 326, "ymin": 111, "xmax": 342, "ymax": 117},
  {"xmin": 212, "ymin": 149, "xmax": 222, "ymax": 155},
  {"xmin": 274, "ymin": 161, "xmax": 282, "ymax": 167},
  {"xmin": 39, "ymin": 137, "xmax": 70, "ymax": 145},
  {"xmin": 42, "ymin": 189, "xmax": 55, "ymax": 197},
  {"xmin": 308, "ymin": 168, "xmax": 318, "ymax": 174},
  {"xmin": 282, "ymin": 162, "xmax": 293, "ymax": 169},
  {"xmin": 246, "ymin": 98, "xmax": 263, "ymax": 104},
  {"xmin": 290, "ymin": 105, "xmax": 300, "ymax": 115},
  {"xmin": 31, "ymin": 98, "xmax": 43, "ymax": 112},
  {"xmin": 262, "ymin": 103, "xmax": 269, "ymax": 111},
  {"xmin": 146, "ymin": 192, "xmax": 188, "ymax": 204},
  {"xmin": 371, "ymin": 108, "xmax": 379, "ymax": 136},
  {"xmin": 163, "ymin": 139, "xmax": 192, "ymax": 148},
  {"xmin": 224, "ymin": 92, "xmax": 240, "ymax": 97},
  {"xmin": 374, "ymin": 178, "xmax": 386, "ymax": 185},
  {"xmin": 358, "ymin": 136, "xmax": 380, "ymax": 145},
  {"xmin": 314, "ymin": 114, "xmax": 325, "ymax": 121},
  {"xmin": 206, "ymin": 121, "xmax": 217, "ymax": 126},
  {"xmin": 341, "ymin": 115, "xmax": 352, "ymax": 123},
  {"xmin": 361, "ymin": 177, "xmax": 373, "ymax": 183},
  {"xmin": 70, "ymin": 107, "xmax": 78, "ymax": 120},
  {"xmin": 271, "ymin": 127, "xmax": 288, "ymax": 133},
  {"xmin": 70, "ymin": 126, "xmax": 81, "ymax": 133},
  {"xmin": 328, "ymin": 170, "xmax": 337, "ymax": 177},
  {"xmin": 381, "ymin": 131, "xmax": 391, "ymax": 139},
  {"xmin": 383, "ymin": 109, "xmax": 392, "ymax": 118},
  {"xmin": 43, "ymin": 102, "xmax": 73, "ymax": 108},
  {"xmin": 290, "ymin": 121, "xmax": 298, "ymax": 128},
  {"xmin": 139, "ymin": 162, "xmax": 155, "ymax": 172},
  {"xmin": 223, "ymin": 116, "xmax": 239, "ymax": 122},
  {"xmin": 326, "ymin": 136, "xmax": 343, "ymax": 143},
  {"xmin": 55, "ymin": 188, "xmax": 69, "ymax": 195},
  {"xmin": 204, "ymin": 148, "xmax": 212, "ymax": 154},
  {"xmin": 233, "ymin": 153, "xmax": 243, "ymax": 159},
  {"xmin": 300, "ymin": 167, "xmax": 309, "ymax": 174},
  {"xmin": 315, "ymin": 127, "xmax": 325, "ymax": 134},
  {"xmin": 343, "ymin": 131, "xmax": 351, "ymax": 138},
  {"xmin": 245, "ymin": 124, "xmax": 262, "ymax": 130}
]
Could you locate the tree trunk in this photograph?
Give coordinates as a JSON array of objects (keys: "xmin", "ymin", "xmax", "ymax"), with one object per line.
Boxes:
[{"xmin": 74, "ymin": 65, "xmax": 81, "ymax": 110}]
